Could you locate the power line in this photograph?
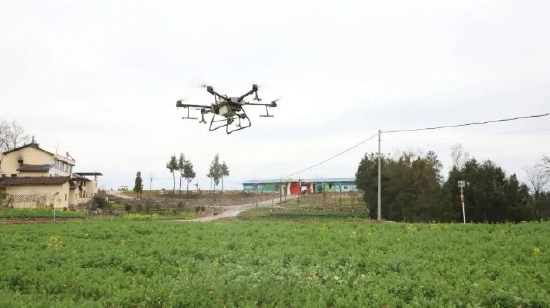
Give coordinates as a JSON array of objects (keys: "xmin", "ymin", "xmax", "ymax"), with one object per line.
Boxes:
[
  {"xmin": 383, "ymin": 127, "xmax": 550, "ymax": 142},
  {"xmin": 280, "ymin": 133, "xmax": 378, "ymax": 179},
  {"xmin": 382, "ymin": 112, "xmax": 550, "ymax": 134},
  {"xmin": 277, "ymin": 112, "xmax": 549, "ymax": 180}
]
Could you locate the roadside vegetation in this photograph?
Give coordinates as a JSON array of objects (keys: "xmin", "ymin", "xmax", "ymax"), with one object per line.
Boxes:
[{"xmin": 357, "ymin": 145, "xmax": 550, "ymax": 223}]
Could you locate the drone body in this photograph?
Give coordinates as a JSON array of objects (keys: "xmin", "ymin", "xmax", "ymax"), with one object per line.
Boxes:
[{"xmin": 176, "ymin": 84, "xmax": 278, "ymax": 134}]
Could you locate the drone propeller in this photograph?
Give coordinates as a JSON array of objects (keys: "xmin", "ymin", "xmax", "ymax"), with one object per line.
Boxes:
[
  {"xmin": 270, "ymin": 98, "xmax": 282, "ymax": 107},
  {"xmin": 176, "ymin": 98, "xmax": 187, "ymax": 108}
]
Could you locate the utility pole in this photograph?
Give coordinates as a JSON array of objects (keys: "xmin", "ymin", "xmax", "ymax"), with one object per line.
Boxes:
[
  {"xmin": 339, "ymin": 182, "xmax": 342, "ymax": 206},
  {"xmin": 322, "ymin": 176, "xmax": 325, "ymax": 206},
  {"xmin": 297, "ymin": 178, "xmax": 301, "ymax": 203},
  {"xmin": 377, "ymin": 130, "xmax": 382, "ymax": 221},
  {"xmin": 458, "ymin": 180, "xmax": 466, "ymax": 223}
]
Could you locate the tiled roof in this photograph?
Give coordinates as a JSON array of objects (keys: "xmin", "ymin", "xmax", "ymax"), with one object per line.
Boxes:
[
  {"xmin": 16, "ymin": 164, "xmax": 53, "ymax": 172},
  {"xmin": 2, "ymin": 143, "xmax": 55, "ymax": 156},
  {"xmin": 0, "ymin": 176, "xmax": 70, "ymax": 187},
  {"xmin": 74, "ymin": 172, "xmax": 103, "ymax": 176}
]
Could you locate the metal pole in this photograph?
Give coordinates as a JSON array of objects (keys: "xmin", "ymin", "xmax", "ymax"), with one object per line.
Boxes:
[
  {"xmin": 322, "ymin": 176, "xmax": 325, "ymax": 206},
  {"xmin": 461, "ymin": 186, "xmax": 466, "ymax": 224},
  {"xmin": 298, "ymin": 178, "xmax": 301, "ymax": 203},
  {"xmin": 339, "ymin": 182, "xmax": 342, "ymax": 206},
  {"xmin": 377, "ymin": 129, "xmax": 382, "ymax": 221}
]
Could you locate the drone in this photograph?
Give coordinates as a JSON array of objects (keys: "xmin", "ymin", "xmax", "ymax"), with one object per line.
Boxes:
[{"xmin": 176, "ymin": 84, "xmax": 279, "ymax": 134}]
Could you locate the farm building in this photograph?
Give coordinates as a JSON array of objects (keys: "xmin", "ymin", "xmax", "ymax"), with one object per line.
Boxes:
[
  {"xmin": 243, "ymin": 178, "xmax": 357, "ymax": 195},
  {"xmin": 0, "ymin": 142, "xmax": 102, "ymax": 208}
]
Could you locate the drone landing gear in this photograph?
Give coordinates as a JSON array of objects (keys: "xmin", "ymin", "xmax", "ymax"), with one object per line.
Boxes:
[
  {"xmin": 208, "ymin": 111, "xmax": 251, "ymax": 134},
  {"xmin": 260, "ymin": 105, "xmax": 274, "ymax": 118},
  {"xmin": 181, "ymin": 107, "xmax": 198, "ymax": 120}
]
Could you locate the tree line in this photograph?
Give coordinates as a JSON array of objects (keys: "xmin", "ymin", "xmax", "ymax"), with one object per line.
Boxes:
[
  {"xmin": 356, "ymin": 144, "xmax": 550, "ymax": 223},
  {"xmin": 133, "ymin": 153, "xmax": 230, "ymax": 200}
]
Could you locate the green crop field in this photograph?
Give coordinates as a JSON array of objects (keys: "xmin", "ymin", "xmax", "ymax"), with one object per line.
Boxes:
[{"xmin": 1, "ymin": 221, "xmax": 549, "ymax": 307}]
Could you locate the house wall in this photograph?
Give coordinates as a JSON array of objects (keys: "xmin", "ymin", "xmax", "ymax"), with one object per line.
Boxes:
[
  {"xmin": 69, "ymin": 189, "xmax": 77, "ymax": 206},
  {"xmin": 19, "ymin": 171, "xmax": 49, "ymax": 177},
  {"xmin": 1, "ymin": 147, "xmax": 54, "ymax": 176},
  {"xmin": 243, "ymin": 183, "xmax": 279, "ymax": 193},
  {"xmin": 315, "ymin": 182, "xmax": 357, "ymax": 193},
  {"xmin": 5, "ymin": 182, "xmax": 70, "ymax": 208}
]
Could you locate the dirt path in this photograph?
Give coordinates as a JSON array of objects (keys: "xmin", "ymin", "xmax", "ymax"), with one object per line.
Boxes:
[
  {"xmin": 106, "ymin": 190, "xmax": 135, "ymax": 200},
  {"xmin": 179, "ymin": 195, "xmax": 299, "ymax": 222}
]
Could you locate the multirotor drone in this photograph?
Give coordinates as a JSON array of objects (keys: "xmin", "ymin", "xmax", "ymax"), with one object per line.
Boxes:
[{"xmin": 176, "ymin": 84, "xmax": 279, "ymax": 134}]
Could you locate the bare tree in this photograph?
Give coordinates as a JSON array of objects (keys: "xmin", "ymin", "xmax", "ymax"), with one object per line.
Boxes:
[
  {"xmin": 525, "ymin": 165, "xmax": 550, "ymax": 219},
  {"xmin": 7, "ymin": 120, "xmax": 30, "ymax": 150},
  {"xmin": 450, "ymin": 144, "xmax": 469, "ymax": 169},
  {"xmin": 541, "ymin": 156, "xmax": 550, "ymax": 177},
  {"xmin": 148, "ymin": 170, "xmax": 154, "ymax": 190},
  {"xmin": 0, "ymin": 119, "xmax": 9, "ymax": 153}
]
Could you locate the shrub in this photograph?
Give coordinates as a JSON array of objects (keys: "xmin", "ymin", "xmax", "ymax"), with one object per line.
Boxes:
[{"xmin": 92, "ymin": 195, "xmax": 108, "ymax": 209}]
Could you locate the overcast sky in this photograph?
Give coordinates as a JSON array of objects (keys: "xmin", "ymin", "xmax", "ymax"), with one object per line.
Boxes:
[{"xmin": 1, "ymin": 0, "xmax": 549, "ymax": 190}]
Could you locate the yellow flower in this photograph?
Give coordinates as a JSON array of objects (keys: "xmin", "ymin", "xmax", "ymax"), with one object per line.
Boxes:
[
  {"xmin": 350, "ymin": 231, "xmax": 357, "ymax": 239},
  {"xmin": 213, "ymin": 258, "xmax": 219, "ymax": 266},
  {"xmin": 534, "ymin": 248, "xmax": 541, "ymax": 254},
  {"xmin": 368, "ymin": 232, "xmax": 372, "ymax": 236}
]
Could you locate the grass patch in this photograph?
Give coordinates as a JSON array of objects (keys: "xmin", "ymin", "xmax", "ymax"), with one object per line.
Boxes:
[
  {"xmin": 0, "ymin": 208, "xmax": 85, "ymax": 219},
  {"xmin": 0, "ymin": 221, "xmax": 549, "ymax": 306},
  {"xmin": 122, "ymin": 212, "xmax": 196, "ymax": 221}
]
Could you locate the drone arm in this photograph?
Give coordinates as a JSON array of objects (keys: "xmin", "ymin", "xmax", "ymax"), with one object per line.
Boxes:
[
  {"xmin": 176, "ymin": 101, "xmax": 212, "ymax": 109},
  {"xmin": 207, "ymin": 88, "xmax": 230, "ymax": 101},
  {"xmin": 237, "ymin": 89, "xmax": 256, "ymax": 102},
  {"xmin": 245, "ymin": 102, "xmax": 277, "ymax": 107}
]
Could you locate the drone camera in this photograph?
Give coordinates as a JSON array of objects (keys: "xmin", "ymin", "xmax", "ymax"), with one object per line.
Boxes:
[
  {"xmin": 252, "ymin": 84, "xmax": 259, "ymax": 91},
  {"xmin": 270, "ymin": 101, "xmax": 277, "ymax": 107}
]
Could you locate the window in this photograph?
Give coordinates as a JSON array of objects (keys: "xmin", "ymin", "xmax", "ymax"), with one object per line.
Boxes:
[
  {"xmin": 11, "ymin": 174, "xmax": 17, "ymax": 177},
  {"xmin": 344, "ymin": 186, "xmax": 348, "ymax": 189},
  {"xmin": 65, "ymin": 194, "xmax": 67, "ymax": 201}
]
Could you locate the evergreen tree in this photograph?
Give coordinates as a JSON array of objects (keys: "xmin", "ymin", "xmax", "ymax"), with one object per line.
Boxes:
[
  {"xmin": 183, "ymin": 159, "xmax": 196, "ymax": 202},
  {"xmin": 178, "ymin": 153, "xmax": 186, "ymax": 193},
  {"xmin": 221, "ymin": 162, "xmax": 230, "ymax": 191},
  {"xmin": 166, "ymin": 155, "xmax": 178, "ymax": 193},
  {"xmin": 133, "ymin": 171, "xmax": 143, "ymax": 199}
]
